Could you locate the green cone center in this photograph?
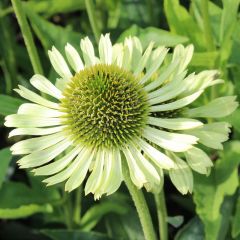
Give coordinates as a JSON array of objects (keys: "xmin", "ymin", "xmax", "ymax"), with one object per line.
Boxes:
[{"xmin": 61, "ymin": 64, "xmax": 149, "ymax": 149}]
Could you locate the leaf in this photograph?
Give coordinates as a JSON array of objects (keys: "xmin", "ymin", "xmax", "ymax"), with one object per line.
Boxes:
[
  {"xmin": 167, "ymin": 215, "xmax": 184, "ymax": 228},
  {"xmin": 232, "ymin": 196, "xmax": 240, "ymax": 238},
  {"xmin": 175, "ymin": 217, "xmax": 204, "ymax": 240},
  {"xmin": 24, "ymin": 8, "xmax": 84, "ymax": 52},
  {"xmin": 190, "ymin": 51, "xmax": 219, "ymax": 68},
  {"xmin": 24, "ymin": 0, "xmax": 85, "ymax": 17},
  {"xmin": 80, "ymin": 201, "xmax": 127, "ymax": 231},
  {"xmin": 41, "ymin": 229, "xmax": 113, "ymax": 240},
  {"xmin": 164, "ymin": 0, "xmax": 205, "ymax": 50},
  {"xmin": 193, "ymin": 141, "xmax": 240, "ymax": 240},
  {"xmin": 118, "ymin": 25, "xmax": 189, "ymax": 49},
  {"xmin": 0, "ymin": 181, "xmax": 60, "ymax": 219},
  {"xmin": 0, "ymin": 94, "xmax": 24, "ymax": 116},
  {"xmin": 0, "ymin": 148, "xmax": 11, "ymax": 188}
]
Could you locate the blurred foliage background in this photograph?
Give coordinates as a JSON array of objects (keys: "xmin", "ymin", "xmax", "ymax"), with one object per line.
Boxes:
[{"xmin": 0, "ymin": 0, "xmax": 240, "ymax": 239}]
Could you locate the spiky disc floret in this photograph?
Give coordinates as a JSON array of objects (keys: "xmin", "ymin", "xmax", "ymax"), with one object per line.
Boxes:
[{"xmin": 61, "ymin": 64, "xmax": 149, "ymax": 149}]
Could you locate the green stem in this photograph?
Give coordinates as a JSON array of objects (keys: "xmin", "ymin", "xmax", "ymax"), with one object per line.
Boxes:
[
  {"xmin": 74, "ymin": 186, "xmax": 82, "ymax": 225},
  {"xmin": 85, "ymin": 0, "xmax": 100, "ymax": 43},
  {"xmin": 122, "ymin": 160, "xmax": 157, "ymax": 240},
  {"xmin": 11, "ymin": 0, "xmax": 43, "ymax": 74},
  {"xmin": 154, "ymin": 190, "xmax": 168, "ymax": 240},
  {"xmin": 63, "ymin": 191, "xmax": 73, "ymax": 230},
  {"xmin": 201, "ymin": 0, "xmax": 215, "ymax": 52}
]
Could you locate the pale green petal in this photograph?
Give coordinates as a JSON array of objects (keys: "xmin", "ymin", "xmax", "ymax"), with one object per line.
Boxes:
[
  {"xmin": 122, "ymin": 147, "xmax": 146, "ymax": 188},
  {"xmin": 17, "ymin": 103, "xmax": 64, "ymax": 117},
  {"xmin": 185, "ymin": 96, "xmax": 238, "ymax": 118},
  {"xmin": 185, "ymin": 147, "xmax": 213, "ymax": 174},
  {"xmin": 48, "ymin": 46, "xmax": 72, "ymax": 79},
  {"xmin": 43, "ymin": 147, "xmax": 90, "ymax": 186},
  {"xmin": 140, "ymin": 47, "xmax": 168, "ymax": 84},
  {"xmin": 99, "ymin": 34, "xmax": 112, "ymax": 64},
  {"xmin": 9, "ymin": 126, "xmax": 64, "ymax": 137},
  {"xmin": 15, "ymin": 86, "xmax": 59, "ymax": 109},
  {"xmin": 112, "ymin": 43, "xmax": 123, "ymax": 67},
  {"xmin": 121, "ymin": 37, "xmax": 133, "ymax": 70},
  {"xmin": 5, "ymin": 114, "xmax": 62, "ymax": 128},
  {"xmin": 150, "ymin": 91, "xmax": 203, "ymax": 112},
  {"xmin": 147, "ymin": 117, "xmax": 203, "ymax": 130},
  {"xmin": 65, "ymin": 148, "xmax": 94, "ymax": 192},
  {"xmin": 55, "ymin": 78, "xmax": 69, "ymax": 91},
  {"xmin": 169, "ymin": 154, "xmax": 193, "ymax": 194},
  {"xmin": 186, "ymin": 122, "xmax": 231, "ymax": 150},
  {"xmin": 65, "ymin": 43, "xmax": 84, "ymax": 72},
  {"xmin": 143, "ymin": 126, "xmax": 198, "ymax": 152},
  {"xmin": 33, "ymin": 146, "xmax": 82, "ymax": 176},
  {"xmin": 10, "ymin": 132, "xmax": 66, "ymax": 155},
  {"xmin": 85, "ymin": 150, "xmax": 104, "ymax": 197},
  {"xmin": 144, "ymin": 57, "xmax": 179, "ymax": 92},
  {"xmin": 18, "ymin": 139, "xmax": 72, "ymax": 168},
  {"xmin": 129, "ymin": 143, "xmax": 160, "ymax": 192},
  {"xmin": 131, "ymin": 37, "xmax": 143, "ymax": 70},
  {"xmin": 30, "ymin": 74, "xmax": 63, "ymax": 99},
  {"xmin": 134, "ymin": 41, "xmax": 154, "ymax": 75},
  {"xmin": 80, "ymin": 37, "xmax": 96, "ymax": 66},
  {"xmin": 136, "ymin": 138, "xmax": 175, "ymax": 169}
]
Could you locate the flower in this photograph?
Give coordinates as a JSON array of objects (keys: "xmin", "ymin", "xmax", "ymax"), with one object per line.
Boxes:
[{"xmin": 5, "ymin": 34, "xmax": 238, "ymax": 199}]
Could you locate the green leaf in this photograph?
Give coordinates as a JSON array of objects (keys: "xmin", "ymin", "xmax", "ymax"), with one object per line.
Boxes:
[
  {"xmin": 80, "ymin": 201, "xmax": 127, "ymax": 231},
  {"xmin": 164, "ymin": 0, "xmax": 205, "ymax": 50},
  {"xmin": 118, "ymin": 25, "xmax": 189, "ymax": 49},
  {"xmin": 24, "ymin": 8, "xmax": 83, "ymax": 52},
  {"xmin": 190, "ymin": 51, "xmax": 219, "ymax": 68},
  {"xmin": 167, "ymin": 215, "xmax": 184, "ymax": 228},
  {"xmin": 193, "ymin": 141, "xmax": 240, "ymax": 240},
  {"xmin": 0, "ymin": 181, "xmax": 60, "ymax": 219},
  {"xmin": 24, "ymin": 0, "xmax": 85, "ymax": 17},
  {"xmin": 175, "ymin": 217, "xmax": 204, "ymax": 240},
  {"xmin": 232, "ymin": 196, "xmax": 240, "ymax": 238},
  {"xmin": 0, "ymin": 148, "xmax": 11, "ymax": 188},
  {"xmin": 0, "ymin": 94, "xmax": 24, "ymax": 116},
  {"xmin": 41, "ymin": 229, "xmax": 113, "ymax": 240}
]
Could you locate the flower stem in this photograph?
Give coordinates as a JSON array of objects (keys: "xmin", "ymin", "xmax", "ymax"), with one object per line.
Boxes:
[
  {"xmin": 154, "ymin": 190, "xmax": 168, "ymax": 240},
  {"xmin": 201, "ymin": 0, "xmax": 215, "ymax": 52},
  {"xmin": 122, "ymin": 160, "xmax": 157, "ymax": 240},
  {"xmin": 84, "ymin": 0, "xmax": 100, "ymax": 43},
  {"xmin": 11, "ymin": 0, "xmax": 43, "ymax": 74},
  {"xmin": 74, "ymin": 186, "xmax": 82, "ymax": 225}
]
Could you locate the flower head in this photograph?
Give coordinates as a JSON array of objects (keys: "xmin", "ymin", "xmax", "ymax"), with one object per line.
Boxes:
[{"xmin": 5, "ymin": 34, "xmax": 238, "ymax": 199}]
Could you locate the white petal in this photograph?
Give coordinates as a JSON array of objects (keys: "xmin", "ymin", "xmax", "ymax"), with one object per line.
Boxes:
[
  {"xmin": 10, "ymin": 132, "xmax": 66, "ymax": 155},
  {"xmin": 48, "ymin": 46, "xmax": 72, "ymax": 79},
  {"xmin": 121, "ymin": 37, "xmax": 133, "ymax": 70},
  {"xmin": 150, "ymin": 91, "xmax": 203, "ymax": 112},
  {"xmin": 5, "ymin": 114, "xmax": 62, "ymax": 128},
  {"xmin": 140, "ymin": 47, "xmax": 169, "ymax": 85},
  {"xmin": 30, "ymin": 74, "xmax": 63, "ymax": 99},
  {"xmin": 185, "ymin": 147, "xmax": 213, "ymax": 174},
  {"xmin": 99, "ymin": 34, "xmax": 112, "ymax": 64},
  {"xmin": 144, "ymin": 58, "xmax": 179, "ymax": 92},
  {"xmin": 65, "ymin": 43, "xmax": 84, "ymax": 72},
  {"xmin": 33, "ymin": 146, "xmax": 82, "ymax": 176},
  {"xmin": 169, "ymin": 154, "xmax": 193, "ymax": 194},
  {"xmin": 185, "ymin": 96, "xmax": 238, "ymax": 118},
  {"xmin": 147, "ymin": 117, "xmax": 203, "ymax": 130},
  {"xmin": 136, "ymin": 138, "xmax": 175, "ymax": 169},
  {"xmin": 143, "ymin": 126, "xmax": 198, "ymax": 152},
  {"xmin": 17, "ymin": 103, "xmax": 64, "ymax": 117},
  {"xmin": 15, "ymin": 86, "xmax": 59, "ymax": 109},
  {"xmin": 85, "ymin": 150, "xmax": 104, "ymax": 196},
  {"xmin": 9, "ymin": 126, "xmax": 64, "ymax": 137},
  {"xmin": 18, "ymin": 139, "xmax": 72, "ymax": 168},
  {"xmin": 80, "ymin": 37, "xmax": 96, "ymax": 66},
  {"xmin": 43, "ymin": 147, "xmax": 91, "ymax": 186},
  {"xmin": 134, "ymin": 41, "xmax": 154, "ymax": 75},
  {"xmin": 65, "ymin": 148, "xmax": 95, "ymax": 192}
]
